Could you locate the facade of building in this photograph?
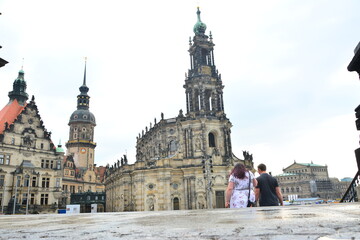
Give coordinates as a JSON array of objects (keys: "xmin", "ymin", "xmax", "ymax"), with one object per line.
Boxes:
[
  {"xmin": 0, "ymin": 70, "xmax": 64, "ymax": 214},
  {"xmin": 60, "ymin": 62, "xmax": 106, "ymax": 210},
  {"xmin": 275, "ymin": 161, "xmax": 349, "ymax": 200},
  {"xmin": 105, "ymin": 8, "xmax": 253, "ymax": 212}
]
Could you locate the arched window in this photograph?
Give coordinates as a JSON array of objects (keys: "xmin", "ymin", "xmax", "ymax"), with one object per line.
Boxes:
[
  {"xmin": 169, "ymin": 140, "xmax": 177, "ymax": 152},
  {"xmin": 208, "ymin": 133, "xmax": 215, "ymax": 147},
  {"xmin": 173, "ymin": 197, "xmax": 180, "ymax": 210}
]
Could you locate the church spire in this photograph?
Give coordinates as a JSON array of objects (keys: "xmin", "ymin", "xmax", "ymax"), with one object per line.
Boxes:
[
  {"xmin": 8, "ymin": 68, "xmax": 29, "ymax": 105},
  {"xmin": 77, "ymin": 58, "xmax": 90, "ymax": 110},
  {"xmin": 83, "ymin": 57, "xmax": 87, "ymax": 86}
]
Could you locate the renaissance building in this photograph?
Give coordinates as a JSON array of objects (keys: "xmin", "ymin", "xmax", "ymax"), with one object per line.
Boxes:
[
  {"xmin": 105, "ymin": 8, "xmax": 253, "ymax": 211},
  {"xmin": 0, "ymin": 69, "xmax": 64, "ymax": 214}
]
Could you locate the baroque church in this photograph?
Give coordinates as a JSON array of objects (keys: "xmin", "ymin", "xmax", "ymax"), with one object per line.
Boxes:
[{"xmin": 105, "ymin": 8, "xmax": 253, "ymax": 211}]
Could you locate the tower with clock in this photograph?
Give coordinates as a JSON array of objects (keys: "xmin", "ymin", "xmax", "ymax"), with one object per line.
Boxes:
[{"xmin": 65, "ymin": 60, "xmax": 96, "ymax": 170}]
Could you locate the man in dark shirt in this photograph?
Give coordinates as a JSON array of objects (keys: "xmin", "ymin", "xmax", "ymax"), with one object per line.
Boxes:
[{"xmin": 255, "ymin": 163, "xmax": 283, "ymax": 206}]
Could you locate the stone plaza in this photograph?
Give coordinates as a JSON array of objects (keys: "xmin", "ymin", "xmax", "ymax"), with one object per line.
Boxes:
[{"xmin": 0, "ymin": 203, "xmax": 359, "ymax": 240}]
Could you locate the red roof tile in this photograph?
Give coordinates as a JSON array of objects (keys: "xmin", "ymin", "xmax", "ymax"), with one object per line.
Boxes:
[{"xmin": 0, "ymin": 99, "xmax": 26, "ymax": 134}]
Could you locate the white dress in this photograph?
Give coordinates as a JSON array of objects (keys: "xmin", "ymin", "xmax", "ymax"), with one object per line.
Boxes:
[{"xmin": 229, "ymin": 171, "xmax": 256, "ymax": 208}]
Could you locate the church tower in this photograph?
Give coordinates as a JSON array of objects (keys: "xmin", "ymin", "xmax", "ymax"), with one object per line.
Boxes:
[
  {"xmin": 65, "ymin": 60, "xmax": 96, "ymax": 169},
  {"xmin": 182, "ymin": 7, "xmax": 233, "ymax": 160},
  {"xmin": 184, "ymin": 7, "xmax": 225, "ymax": 119}
]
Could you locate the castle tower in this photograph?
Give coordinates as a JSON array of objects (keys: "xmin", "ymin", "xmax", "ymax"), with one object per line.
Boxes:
[
  {"xmin": 8, "ymin": 69, "xmax": 29, "ymax": 106},
  {"xmin": 65, "ymin": 60, "xmax": 96, "ymax": 169},
  {"xmin": 184, "ymin": 7, "xmax": 225, "ymax": 119}
]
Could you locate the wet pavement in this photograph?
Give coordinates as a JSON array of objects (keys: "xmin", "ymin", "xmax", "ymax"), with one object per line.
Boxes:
[{"xmin": 0, "ymin": 203, "xmax": 359, "ymax": 239}]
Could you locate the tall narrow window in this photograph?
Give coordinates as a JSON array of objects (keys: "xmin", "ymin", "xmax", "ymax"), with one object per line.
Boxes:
[
  {"xmin": 56, "ymin": 178, "xmax": 61, "ymax": 188},
  {"xmin": 0, "ymin": 175, "xmax": 4, "ymax": 186},
  {"xmin": 5, "ymin": 155, "xmax": 10, "ymax": 165},
  {"xmin": 198, "ymin": 94, "xmax": 201, "ymax": 110},
  {"xmin": 0, "ymin": 154, "xmax": 4, "ymax": 164},
  {"xmin": 173, "ymin": 197, "xmax": 180, "ymax": 210},
  {"xmin": 24, "ymin": 177, "xmax": 30, "ymax": 187},
  {"xmin": 45, "ymin": 160, "xmax": 50, "ymax": 168},
  {"xmin": 30, "ymin": 194, "xmax": 35, "ymax": 205},
  {"xmin": 32, "ymin": 177, "xmax": 37, "ymax": 187},
  {"xmin": 208, "ymin": 133, "xmax": 216, "ymax": 147},
  {"xmin": 215, "ymin": 191, "xmax": 225, "ymax": 208},
  {"xmin": 169, "ymin": 140, "xmax": 177, "ymax": 152}
]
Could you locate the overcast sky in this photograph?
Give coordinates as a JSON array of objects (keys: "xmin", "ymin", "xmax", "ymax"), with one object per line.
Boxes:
[{"xmin": 1, "ymin": 0, "xmax": 360, "ymax": 179}]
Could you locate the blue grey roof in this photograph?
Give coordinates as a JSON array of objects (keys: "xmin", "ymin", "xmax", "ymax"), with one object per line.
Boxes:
[
  {"xmin": 20, "ymin": 160, "xmax": 35, "ymax": 168},
  {"xmin": 69, "ymin": 109, "xmax": 96, "ymax": 125}
]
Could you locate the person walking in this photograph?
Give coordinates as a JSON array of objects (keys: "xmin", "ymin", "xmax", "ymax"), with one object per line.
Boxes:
[
  {"xmin": 225, "ymin": 163, "xmax": 257, "ymax": 208},
  {"xmin": 255, "ymin": 163, "xmax": 284, "ymax": 206}
]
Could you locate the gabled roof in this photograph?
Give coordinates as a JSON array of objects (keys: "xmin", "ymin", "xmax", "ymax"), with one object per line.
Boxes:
[
  {"xmin": 283, "ymin": 162, "xmax": 326, "ymax": 172},
  {"xmin": 0, "ymin": 99, "xmax": 26, "ymax": 134},
  {"xmin": 95, "ymin": 166, "xmax": 107, "ymax": 182}
]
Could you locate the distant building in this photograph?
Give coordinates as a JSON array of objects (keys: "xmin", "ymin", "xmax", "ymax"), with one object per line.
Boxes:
[
  {"xmin": 105, "ymin": 8, "xmax": 253, "ymax": 212},
  {"xmin": 275, "ymin": 161, "xmax": 349, "ymax": 200},
  {"xmin": 0, "ymin": 70, "xmax": 63, "ymax": 214},
  {"xmin": 60, "ymin": 62, "xmax": 106, "ymax": 211}
]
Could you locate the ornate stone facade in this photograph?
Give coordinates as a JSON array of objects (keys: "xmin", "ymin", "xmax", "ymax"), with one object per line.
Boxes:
[
  {"xmin": 275, "ymin": 161, "xmax": 348, "ymax": 200},
  {"xmin": 0, "ymin": 70, "xmax": 63, "ymax": 214},
  {"xmin": 105, "ymin": 8, "xmax": 253, "ymax": 212}
]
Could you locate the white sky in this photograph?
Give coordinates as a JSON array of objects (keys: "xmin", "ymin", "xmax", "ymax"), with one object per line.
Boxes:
[{"xmin": 1, "ymin": 0, "xmax": 360, "ymax": 179}]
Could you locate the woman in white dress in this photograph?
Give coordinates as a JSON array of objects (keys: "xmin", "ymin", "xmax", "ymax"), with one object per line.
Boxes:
[{"xmin": 225, "ymin": 163, "xmax": 257, "ymax": 208}]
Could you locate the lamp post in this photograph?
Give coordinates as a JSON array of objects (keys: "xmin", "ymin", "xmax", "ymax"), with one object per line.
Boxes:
[
  {"xmin": 202, "ymin": 155, "xmax": 213, "ymax": 209},
  {"xmin": 25, "ymin": 174, "xmax": 30, "ymax": 215},
  {"xmin": 1, "ymin": 179, "xmax": 5, "ymax": 214},
  {"xmin": 13, "ymin": 175, "xmax": 20, "ymax": 215}
]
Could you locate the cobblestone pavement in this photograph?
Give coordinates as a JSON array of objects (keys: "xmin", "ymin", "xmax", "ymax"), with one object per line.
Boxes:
[{"xmin": 0, "ymin": 203, "xmax": 359, "ymax": 240}]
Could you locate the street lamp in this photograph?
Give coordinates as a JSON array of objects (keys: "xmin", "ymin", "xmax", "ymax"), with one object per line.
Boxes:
[
  {"xmin": 13, "ymin": 175, "xmax": 20, "ymax": 215},
  {"xmin": 1, "ymin": 179, "xmax": 5, "ymax": 214},
  {"xmin": 25, "ymin": 174, "xmax": 30, "ymax": 215},
  {"xmin": 202, "ymin": 155, "xmax": 213, "ymax": 209}
]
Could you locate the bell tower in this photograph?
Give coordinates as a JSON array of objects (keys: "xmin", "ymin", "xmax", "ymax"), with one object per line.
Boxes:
[
  {"xmin": 65, "ymin": 60, "xmax": 97, "ymax": 169},
  {"xmin": 184, "ymin": 7, "xmax": 225, "ymax": 119}
]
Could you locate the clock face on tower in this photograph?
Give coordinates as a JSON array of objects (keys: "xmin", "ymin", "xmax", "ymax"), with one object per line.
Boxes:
[{"xmin": 80, "ymin": 148, "xmax": 86, "ymax": 154}]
